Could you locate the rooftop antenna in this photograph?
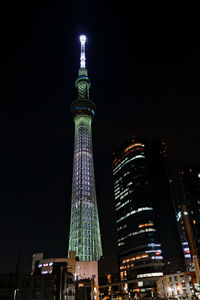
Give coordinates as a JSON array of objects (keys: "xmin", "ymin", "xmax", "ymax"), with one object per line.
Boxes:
[{"xmin": 80, "ymin": 35, "xmax": 86, "ymax": 68}]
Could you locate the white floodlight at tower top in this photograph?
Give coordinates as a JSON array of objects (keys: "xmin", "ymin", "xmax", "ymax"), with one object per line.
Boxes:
[
  {"xmin": 80, "ymin": 34, "xmax": 86, "ymax": 68},
  {"xmin": 80, "ymin": 34, "xmax": 86, "ymax": 44}
]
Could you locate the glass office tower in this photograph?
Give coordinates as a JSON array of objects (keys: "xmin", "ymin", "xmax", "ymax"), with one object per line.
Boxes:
[{"xmin": 113, "ymin": 137, "xmax": 164, "ymax": 290}]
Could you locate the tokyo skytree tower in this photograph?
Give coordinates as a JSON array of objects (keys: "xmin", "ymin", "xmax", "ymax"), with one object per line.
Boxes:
[{"xmin": 68, "ymin": 35, "xmax": 102, "ymax": 261}]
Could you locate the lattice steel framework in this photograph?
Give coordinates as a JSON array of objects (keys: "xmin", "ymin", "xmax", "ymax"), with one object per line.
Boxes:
[{"xmin": 68, "ymin": 35, "xmax": 102, "ymax": 261}]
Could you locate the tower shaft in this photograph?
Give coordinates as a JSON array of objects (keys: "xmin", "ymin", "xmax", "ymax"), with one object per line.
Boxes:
[{"xmin": 68, "ymin": 35, "xmax": 102, "ymax": 261}]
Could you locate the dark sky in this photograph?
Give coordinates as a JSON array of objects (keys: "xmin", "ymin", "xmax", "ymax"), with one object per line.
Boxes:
[{"xmin": 0, "ymin": 1, "xmax": 200, "ymax": 273}]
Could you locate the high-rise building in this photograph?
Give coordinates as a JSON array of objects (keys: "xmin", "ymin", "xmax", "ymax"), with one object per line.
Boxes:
[
  {"xmin": 179, "ymin": 164, "xmax": 200, "ymax": 258},
  {"xmin": 148, "ymin": 140, "xmax": 185, "ymax": 273},
  {"xmin": 176, "ymin": 208, "xmax": 192, "ymax": 270},
  {"xmin": 113, "ymin": 136, "xmax": 185, "ymax": 291},
  {"xmin": 113, "ymin": 137, "xmax": 164, "ymax": 291},
  {"xmin": 68, "ymin": 35, "xmax": 102, "ymax": 261}
]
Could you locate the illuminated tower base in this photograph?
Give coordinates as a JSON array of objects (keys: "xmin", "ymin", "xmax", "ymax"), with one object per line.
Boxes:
[{"xmin": 68, "ymin": 35, "xmax": 102, "ymax": 261}]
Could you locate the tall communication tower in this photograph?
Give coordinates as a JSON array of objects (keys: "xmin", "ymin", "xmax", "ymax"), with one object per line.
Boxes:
[{"xmin": 68, "ymin": 35, "xmax": 102, "ymax": 261}]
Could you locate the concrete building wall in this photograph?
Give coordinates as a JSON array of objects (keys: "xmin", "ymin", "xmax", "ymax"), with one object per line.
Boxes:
[
  {"xmin": 76, "ymin": 260, "xmax": 98, "ymax": 286},
  {"xmin": 157, "ymin": 272, "xmax": 192, "ymax": 298}
]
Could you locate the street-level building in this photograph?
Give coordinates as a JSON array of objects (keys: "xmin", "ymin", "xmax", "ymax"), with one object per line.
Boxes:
[{"xmin": 156, "ymin": 271, "xmax": 198, "ymax": 299}]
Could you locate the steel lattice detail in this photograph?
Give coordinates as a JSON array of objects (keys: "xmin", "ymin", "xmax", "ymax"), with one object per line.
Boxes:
[{"xmin": 68, "ymin": 114, "xmax": 102, "ymax": 261}]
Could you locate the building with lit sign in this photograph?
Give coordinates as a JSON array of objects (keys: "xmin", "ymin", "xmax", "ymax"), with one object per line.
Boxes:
[
  {"xmin": 68, "ymin": 35, "xmax": 102, "ymax": 261},
  {"xmin": 149, "ymin": 140, "xmax": 185, "ymax": 273},
  {"xmin": 179, "ymin": 164, "xmax": 200, "ymax": 259},
  {"xmin": 176, "ymin": 208, "xmax": 192, "ymax": 269},
  {"xmin": 113, "ymin": 137, "xmax": 185, "ymax": 294},
  {"xmin": 113, "ymin": 137, "xmax": 164, "ymax": 294},
  {"xmin": 32, "ymin": 251, "xmax": 76, "ymax": 276}
]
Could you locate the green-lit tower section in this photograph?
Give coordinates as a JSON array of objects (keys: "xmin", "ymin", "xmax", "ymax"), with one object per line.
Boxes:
[{"xmin": 68, "ymin": 35, "xmax": 102, "ymax": 261}]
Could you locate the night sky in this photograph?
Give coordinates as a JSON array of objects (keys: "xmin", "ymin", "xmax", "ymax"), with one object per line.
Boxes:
[{"xmin": 1, "ymin": 1, "xmax": 200, "ymax": 273}]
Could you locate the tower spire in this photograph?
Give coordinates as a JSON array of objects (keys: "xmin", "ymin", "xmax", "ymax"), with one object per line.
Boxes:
[
  {"xmin": 75, "ymin": 35, "xmax": 90, "ymax": 99},
  {"xmin": 68, "ymin": 35, "xmax": 102, "ymax": 262},
  {"xmin": 80, "ymin": 35, "xmax": 86, "ymax": 69}
]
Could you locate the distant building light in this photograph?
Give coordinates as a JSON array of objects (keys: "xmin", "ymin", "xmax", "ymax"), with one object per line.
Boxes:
[
  {"xmin": 137, "ymin": 272, "xmax": 163, "ymax": 278},
  {"xmin": 138, "ymin": 281, "xmax": 143, "ymax": 287},
  {"xmin": 183, "ymin": 211, "xmax": 188, "ymax": 215},
  {"xmin": 198, "ymin": 174, "xmax": 200, "ymax": 178},
  {"xmin": 145, "ymin": 249, "xmax": 162, "ymax": 253},
  {"xmin": 184, "ymin": 247, "xmax": 190, "ymax": 252},
  {"xmin": 148, "ymin": 243, "xmax": 161, "ymax": 247},
  {"xmin": 185, "ymin": 254, "xmax": 191, "ymax": 258},
  {"xmin": 177, "ymin": 211, "xmax": 182, "ymax": 221},
  {"xmin": 78, "ymin": 283, "xmax": 84, "ymax": 287},
  {"xmin": 182, "ymin": 242, "xmax": 188, "ymax": 245}
]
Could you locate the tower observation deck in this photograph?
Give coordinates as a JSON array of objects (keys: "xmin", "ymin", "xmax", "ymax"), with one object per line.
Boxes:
[{"xmin": 68, "ymin": 35, "xmax": 102, "ymax": 261}]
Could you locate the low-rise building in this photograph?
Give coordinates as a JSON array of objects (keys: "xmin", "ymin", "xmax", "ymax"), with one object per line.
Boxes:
[{"xmin": 156, "ymin": 272, "xmax": 197, "ymax": 298}]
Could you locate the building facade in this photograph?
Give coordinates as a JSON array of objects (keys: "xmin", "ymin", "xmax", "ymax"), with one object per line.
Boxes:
[
  {"xmin": 68, "ymin": 35, "xmax": 102, "ymax": 261},
  {"xmin": 113, "ymin": 137, "xmax": 164, "ymax": 292},
  {"xmin": 113, "ymin": 136, "xmax": 185, "ymax": 294},
  {"xmin": 148, "ymin": 140, "xmax": 185, "ymax": 273},
  {"xmin": 156, "ymin": 272, "xmax": 195, "ymax": 299},
  {"xmin": 179, "ymin": 164, "xmax": 200, "ymax": 258},
  {"xmin": 0, "ymin": 272, "xmax": 74, "ymax": 300},
  {"xmin": 176, "ymin": 208, "xmax": 192, "ymax": 270}
]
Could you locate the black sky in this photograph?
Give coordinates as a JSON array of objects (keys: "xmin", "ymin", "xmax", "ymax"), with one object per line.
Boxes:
[{"xmin": 0, "ymin": 1, "xmax": 200, "ymax": 273}]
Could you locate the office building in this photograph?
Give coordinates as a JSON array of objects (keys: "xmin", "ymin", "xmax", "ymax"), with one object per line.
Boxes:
[
  {"xmin": 113, "ymin": 137, "xmax": 184, "ymax": 294},
  {"xmin": 176, "ymin": 209, "xmax": 192, "ymax": 270},
  {"xmin": 179, "ymin": 164, "xmax": 200, "ymax": 258},
  {"xmin": 113, "ymin": 137, "xmax": 164, "ymax": 293},
  {"xmin": 149, "ymin": 140, "xmax": 185, "ymax": 273}
]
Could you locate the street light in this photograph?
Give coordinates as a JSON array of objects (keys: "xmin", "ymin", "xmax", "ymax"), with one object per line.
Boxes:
[{"xmin": 14, "ymin": 289, "xmax": 19, "ymax": 300}]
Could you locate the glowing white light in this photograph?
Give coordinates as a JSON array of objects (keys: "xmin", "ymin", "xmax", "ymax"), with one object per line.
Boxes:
[
  {"xmin": 80, "ymin": 35, "xmax": 86, "ymax": 44},
  {"xmin": 138, "ymin": 281, "xmax": 143, "ymax": 287},
  {"xmin": 148, "ymin": 243, "xmax": 161, "ymax": 247},
  {"xmin": 137, "ymin": 272, "xmax": 163, "ymax": 278},
  {"xmin": 184, "ymin": 247, "xmax": 190, "ymax": 251},
  {"xmin": 79, "ymin": 34, "xmax": 86, "ymax": 68},
  {"xmin": 185, "ymin": 254, "xmax": 191, "ymax": 258}
]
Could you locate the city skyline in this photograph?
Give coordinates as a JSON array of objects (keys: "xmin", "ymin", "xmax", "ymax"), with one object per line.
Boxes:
[{"xmin": 0, "ymin": 0, "xmax": 200, "ymax": 273}]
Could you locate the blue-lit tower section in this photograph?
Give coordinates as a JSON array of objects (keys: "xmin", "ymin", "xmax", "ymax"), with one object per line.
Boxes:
[
  {"xmin": 68, "ymin": 35, "xmax": 102, "ymax": 261},
  {"xmin": 113, "ymin": 137, "xmax": 164, "ymax": 289}
]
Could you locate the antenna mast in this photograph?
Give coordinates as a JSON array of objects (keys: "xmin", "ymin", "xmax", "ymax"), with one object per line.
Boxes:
[{"xmin": 80, "ymin": 35, "xmax": 86, "ymax": 68}]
